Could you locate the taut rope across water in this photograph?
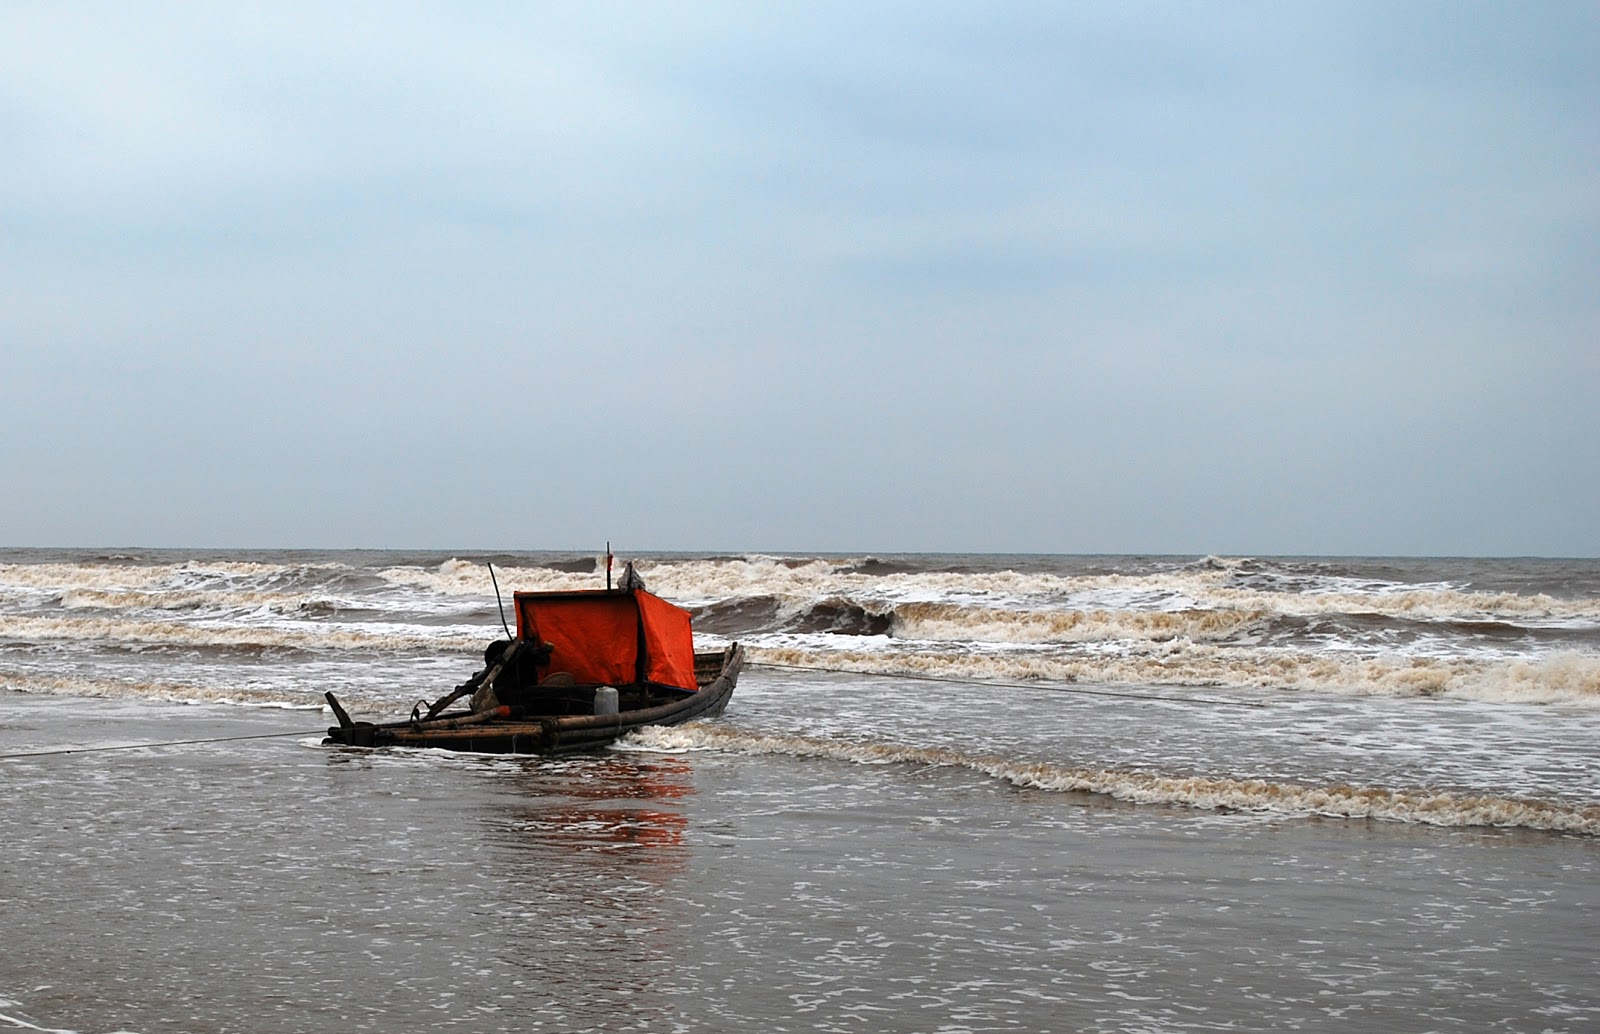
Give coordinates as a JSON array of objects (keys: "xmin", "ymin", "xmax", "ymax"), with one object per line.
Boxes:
[
  {"xmin": 749, "ymin": 661, "xmax": 1270, "ymax": 708},
  {"xmin": 0, "ymin": 729, "xmax": 319, "ymax": 761}
]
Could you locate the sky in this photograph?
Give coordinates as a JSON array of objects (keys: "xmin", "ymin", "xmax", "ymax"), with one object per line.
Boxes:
[{"xmin": 3, "ymin": 2, "xmax": 1596, "ymax": 556}]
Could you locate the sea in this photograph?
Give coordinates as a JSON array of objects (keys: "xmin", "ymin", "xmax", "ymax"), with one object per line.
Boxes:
[{"xmin": 1, "ymin": 548, "xmax": 1596, "ymax": 1034}]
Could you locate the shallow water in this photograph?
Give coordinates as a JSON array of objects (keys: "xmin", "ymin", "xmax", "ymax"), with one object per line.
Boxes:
[{"xmin": 2, "ymin": 681, "xmax": 1597, "ymax": 1034}]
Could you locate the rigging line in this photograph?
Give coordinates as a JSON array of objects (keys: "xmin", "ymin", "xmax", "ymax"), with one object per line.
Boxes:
[
  {"xmin": 0, "ymin": 729, "xmax": 321, "ymax": 762},
  {"xmin": 488, "ymin": 562, "xmax": 513, "ymax": 641},
  {"xmin": 748, "ymin": 661, "xmax": 1269, "ymax": 709}
]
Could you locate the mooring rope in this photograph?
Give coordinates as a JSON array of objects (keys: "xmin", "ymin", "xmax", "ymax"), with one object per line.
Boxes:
[
  {"xmin": 0, "ymin": 662, "xmax": 1266, "ymax": 763},
  {"xmin": 0, "ymin": 728, "xmax": 320, "ymax": 762},
  {"xmin": 748, "ymin": 660, "xmax": 1269, "ymax": 708}
]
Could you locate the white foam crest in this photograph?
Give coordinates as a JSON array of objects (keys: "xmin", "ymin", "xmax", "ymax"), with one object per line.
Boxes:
[
  {"xmin": 622, "ymin": 556, "xmax": 1218, "ymax": 608},
  {"xmin": 0, "ymin": 614, "xmax": 485, "ymax": 654},
  {"xmin": 890, "ymin": 601, "xmax": 1271, "ymax": 645},
  {"xmin": 0, "ymin": 561, "xmax": 200, "ymax": 594},
  {"xmin": 53, "ymin": 586, "xmax": 369, "ymax": 616},
  {"xmin": 630, "ymin": 725, "xmax": 1600, "ymax": 835},
  {"xmin": 376, "ymin": 559, "xmax": 599, "ymax": 597},
  {"xmin": 744, "ymin": 643, "xmax": 1600, "ymax": 705},
  {"xmin": 9, "ymin": 556, "xmax": 1595, "ymax": 627},
  {"xmin": 1193, "ymin": 585, "xmax": 1600, "ymax": 627},
  {"xmin": 0, "ymin": 558, "xmax": 344, "ymax": 588},
  {"xmin": 612, "ymin": 558, "xmax": 1600, "ymax": 628},
  {"xmin": 626, "ymin": 556, "xmax": 856, "ymax": 606},
  {"xmin": 0, "ymin": 559, "xmax": 365, "ymax": 620}
]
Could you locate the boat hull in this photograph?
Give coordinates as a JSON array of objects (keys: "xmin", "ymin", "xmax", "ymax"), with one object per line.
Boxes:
[{"xmin": 323, "ymin": 645, "xmax": 742, "ymax": 755}]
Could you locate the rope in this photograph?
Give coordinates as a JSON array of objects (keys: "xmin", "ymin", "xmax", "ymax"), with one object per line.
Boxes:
[
  {"xmin": 0, "ymin": 663, "xmax": 1264, "ymax": 762},
  {"xmin": 0, "ymin": 728, "xmax": 321, "ymax": 762},
  {"xmin": 748, "ymin": 661, "xmax": 1269, "ymax": 709}
]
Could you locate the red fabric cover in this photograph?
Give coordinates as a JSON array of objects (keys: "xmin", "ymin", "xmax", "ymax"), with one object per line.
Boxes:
[
  {"xmin": 635, "ymin": 590, "xmax": 698, "ymax": 691},
  {"xmin": 513, "ymin": 589, "xmax": 698, "ymax": 692},
  {"xmin": 517, "ymin": 593, "xmax": 639, "ymax": 686}
]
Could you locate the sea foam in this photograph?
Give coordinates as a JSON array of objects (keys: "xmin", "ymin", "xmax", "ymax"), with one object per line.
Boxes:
[{"xmin": 630, "ymin": 725, "xmax": 1600, "ymax": 835}]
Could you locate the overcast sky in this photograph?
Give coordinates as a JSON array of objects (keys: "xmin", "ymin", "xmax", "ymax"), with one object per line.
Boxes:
[{"xmin": 3, "ymin": 3, "xmax": 1596, "ymax": 556}]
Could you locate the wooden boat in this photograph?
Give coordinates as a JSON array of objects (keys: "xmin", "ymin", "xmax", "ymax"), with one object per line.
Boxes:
[{"xmin": 323, "ymin": 576, "xmax": 742, "ymax": 755}]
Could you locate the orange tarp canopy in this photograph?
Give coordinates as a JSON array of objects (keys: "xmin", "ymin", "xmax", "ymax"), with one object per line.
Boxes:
[{"xmin": 513, "ymin": 589, "xmax": 698, "ymax": 692}]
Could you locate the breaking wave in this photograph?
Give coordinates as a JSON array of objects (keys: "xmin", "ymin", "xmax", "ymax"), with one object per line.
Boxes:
[
  {"xmin": 693, "ymin": 596, "xmax": 891, "ymax": 636},
  {"xmin": 629, "ymin": 725, "xmax": 1600, "ymax": 836},
  {"xmin": 743, "ymin": 643, "xmax": 1600, "ymax": 704},
  {"xmin": 4, "ymin": 551, "xmax": 1598, "ymax": 706},
  {"xmin": 888, "ymin": 601, "xmax": 1271, "ymax": 644},
  {"xmin": 0, "ymin": 614, "xmax": 486, "ymax": 655},
  {"xmin": 375, "ymin": 558, "xmax": 588, "ymax": 596},
  {"xmin": 613, "ymin": 556, "xmax": 1600, "ymax": 624}
]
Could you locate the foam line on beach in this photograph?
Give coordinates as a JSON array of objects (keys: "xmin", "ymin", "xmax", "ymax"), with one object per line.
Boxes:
[
  {"xmin": 629, "ymin": 725, "xmax": 1600, "ymax": 836},
  {"xmin": 0, "ymin": 1006, "xmax": 81, "ymax": 1034}
]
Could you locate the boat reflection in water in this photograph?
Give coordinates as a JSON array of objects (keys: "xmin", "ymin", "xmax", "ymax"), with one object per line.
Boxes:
[{"xmin": 465, "ymin": 753, "xmax": 700, "ymax": 1024}]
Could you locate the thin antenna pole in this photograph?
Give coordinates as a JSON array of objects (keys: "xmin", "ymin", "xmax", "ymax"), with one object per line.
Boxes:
[{"xmin": 488, "ymin": 563, "xmax": 513, "ymax": 640}]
